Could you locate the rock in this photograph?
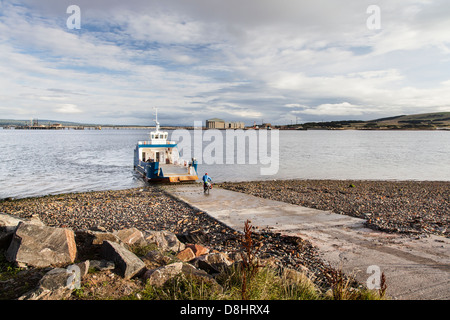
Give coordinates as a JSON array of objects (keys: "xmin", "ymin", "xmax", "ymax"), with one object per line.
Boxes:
[
  {"xmin": 145, "ymin": 230, "xmax": 185, "ymax": 252},
  {"xmin": 144, "ymin": 262, "xmax": 184, "ymax": 287},
  {"xmin": 86, "ymin": 230, "xmax": 121, "ymax": 246},
  {"xmin": 18, "ymin": 267, "xmax": 77, "ymax": 300},
  {"xmin": 6, "ymin": 222, "xmax": 77, "ymax": 268},
  {"xmin": 142, "ymin": 250, "xmax": 173, "ymax": 269},
  {"xmin": 100, "ymin": 240, "xmax": 146, "ymax": 279},
  {"xmin": 41, "ymin": 267, "xmax": 77, "ymax": 290},
  {"xmin": 75, "ymin": 260, "xmax": 90, "ymax": 278},
  {"xmin": 0, "ymin": 214, "xmax": 22, "ymax": 249},
  {"xmin": 144, "ymin": 262, "xmax": 221, "ymax": 292},
  {"xmin": 89, "ymin": 225, "xmax": 108, "ymax": 232},
  {"xmin": 113, "ymin": 227, "xmax": 145, "ymax": 246},
  {"xmin": 75, "ymin": 230, "xmax": 121, "ymax": 247},
  {"xmin": 181, "ymin": 263, "xmax": 223, "ymax": 293},
  {"xmin": 191, "ymin": 252, "xmax": 233, "ymax": 274},
  {"xmin": 177, "ymin": 229, "xmax": 209, "ymax": 244},
  {"xmin": 176, "ymin": 247, "xmax": 196, "ymax": 262},
  {"xmin": 0, "ymin": 213, "xmax": 43, "ymax": 249},
  {"xmin": 192, "ymin": 259, "xmax": 219, "ymax": 275},
  {"xmin": 186, "ymin": 243, "xmax": 209, "ymax": 257}
]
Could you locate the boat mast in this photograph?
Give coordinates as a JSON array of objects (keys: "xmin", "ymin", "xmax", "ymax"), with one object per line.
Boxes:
[{"xmin": 154, "ymin": 107, "xmax": 160, "ymax": 132}]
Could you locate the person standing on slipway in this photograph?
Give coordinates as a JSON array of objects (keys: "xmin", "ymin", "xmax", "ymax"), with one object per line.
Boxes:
[{"xmin": 202, "ymin": 173, "xmax": 212, "ymax": 192}]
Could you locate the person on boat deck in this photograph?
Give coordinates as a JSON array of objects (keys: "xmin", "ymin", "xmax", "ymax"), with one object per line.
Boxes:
[{"xmin": 202, "ymin": 173, "xmax": 212, "ymax": 188}]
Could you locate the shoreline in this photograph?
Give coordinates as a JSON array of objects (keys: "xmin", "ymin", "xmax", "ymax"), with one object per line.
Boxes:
[
  {"xmin": 2, "ymin": 177, "xmax": 448, "ymax": 240},
  {"xmin": 2, "ymin": 178, "xmax": 449, "ymax": 239},
  {"xmin": 2, "ymin": 177, "xmax": 449, "ymax": 202}
]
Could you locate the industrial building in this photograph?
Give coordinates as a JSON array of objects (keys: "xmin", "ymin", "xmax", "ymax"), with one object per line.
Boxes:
[{"xmin": 206, "ymin": 118, "xmax": 245, "ymax": 129}]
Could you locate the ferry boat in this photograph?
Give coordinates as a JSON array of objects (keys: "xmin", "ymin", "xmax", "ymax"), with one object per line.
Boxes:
[{"xmin": 133, "ymin": 110, "xmax": 198, "ymax": 183}]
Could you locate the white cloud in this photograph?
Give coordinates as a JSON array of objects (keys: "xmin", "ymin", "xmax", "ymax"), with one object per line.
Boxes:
[
  {"xmin": 299, "ymin": 102, "xmax": 375, "ymax": 116},
  {"xmin": 0, "ymin": 0, "xmax": 449, "ymax": 125},
  {"xmin": 55, "ymin": 104, "xmax": 83, "ymax": 114}
]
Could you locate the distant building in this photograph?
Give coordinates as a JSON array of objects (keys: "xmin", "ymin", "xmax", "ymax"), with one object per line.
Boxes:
[
  {"xmin": 206, "ymin": 118, "xmax": 225, "ymax": 129},
  {"xmin": 206, "ymin": 118, "xmax": 245, "ymax": 129},
  {"xmin": 225, "ymin": 121, "xmax": 245, "ymax": 129}
]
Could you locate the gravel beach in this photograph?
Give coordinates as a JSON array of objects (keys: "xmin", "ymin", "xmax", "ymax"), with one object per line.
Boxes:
[
  {"xmin": 0, "ymin": 186, "xmax": 329, "ymax": 287},
  {"xmin": 2, "ymin": 179, "xmax": 447, "ymax": 294},
  {"xmin": 219, "ymin": 179, "xmax": 449, "ymax": 238}
]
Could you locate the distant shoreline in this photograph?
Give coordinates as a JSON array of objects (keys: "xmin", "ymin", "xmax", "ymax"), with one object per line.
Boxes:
[
  {"xmin": 2, "ymin": 126, "xmax": 449, "ymax": 131},
  {"xmin": 1, "ymin": 111, "xmax": 449, "ymax": 130}
]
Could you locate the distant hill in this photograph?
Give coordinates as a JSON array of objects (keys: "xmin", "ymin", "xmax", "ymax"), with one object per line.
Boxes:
[
  {"xmin": 371, "ymin": 112, "xmax": 450, "ymax": 126},
  {"xmin": 281, "ymin": 112, "xmax": 450, "ymax": 130}
]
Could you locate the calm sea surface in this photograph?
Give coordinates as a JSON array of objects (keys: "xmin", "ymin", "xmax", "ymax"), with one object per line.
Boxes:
[{"xmin": 0, "ymin": 129, "xmax": 449, "ymax": 199}]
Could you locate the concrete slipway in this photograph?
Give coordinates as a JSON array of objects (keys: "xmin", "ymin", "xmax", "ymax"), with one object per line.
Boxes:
[{"xmin": 163, "ymin": 184, "xmax": 450, "ymax": 300}]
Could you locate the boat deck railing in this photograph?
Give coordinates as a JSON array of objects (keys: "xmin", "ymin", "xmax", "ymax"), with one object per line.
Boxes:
[{"xmin": 138, "ymin": 140, "xmax": 176, "ymax": 145}]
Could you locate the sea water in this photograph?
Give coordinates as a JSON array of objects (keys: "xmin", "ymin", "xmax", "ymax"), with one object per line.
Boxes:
[{"xmin": 0, "ymin": 129, "xmax": 449, "ymax": 199}]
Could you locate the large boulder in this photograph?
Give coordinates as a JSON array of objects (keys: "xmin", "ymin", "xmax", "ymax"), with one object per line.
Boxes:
[
  {"xmin": 0, "ymin": 213, "xmax": 43, "ymax": 249},
  {"xmin": 145, "ymin": 230, "xmax": 185, "ymax": 252},
  {"xmin": 101, "ymin": 240, "xmax": 146, "ymax": 279},
  {"xmin": 6, "ymin": 222, "xmax": 77, "ymax": 268}
]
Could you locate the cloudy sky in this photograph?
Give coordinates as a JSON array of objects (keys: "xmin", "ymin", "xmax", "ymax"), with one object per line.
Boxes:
[{"xmin": 1, "ymin": 0, "xmax": 449, "ymax": 125}]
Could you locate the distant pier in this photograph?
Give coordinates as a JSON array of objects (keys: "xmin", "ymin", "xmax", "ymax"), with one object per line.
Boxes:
[{"xmin": 5, "ymin": 125, "xmax": 103, "ymax": 130}]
